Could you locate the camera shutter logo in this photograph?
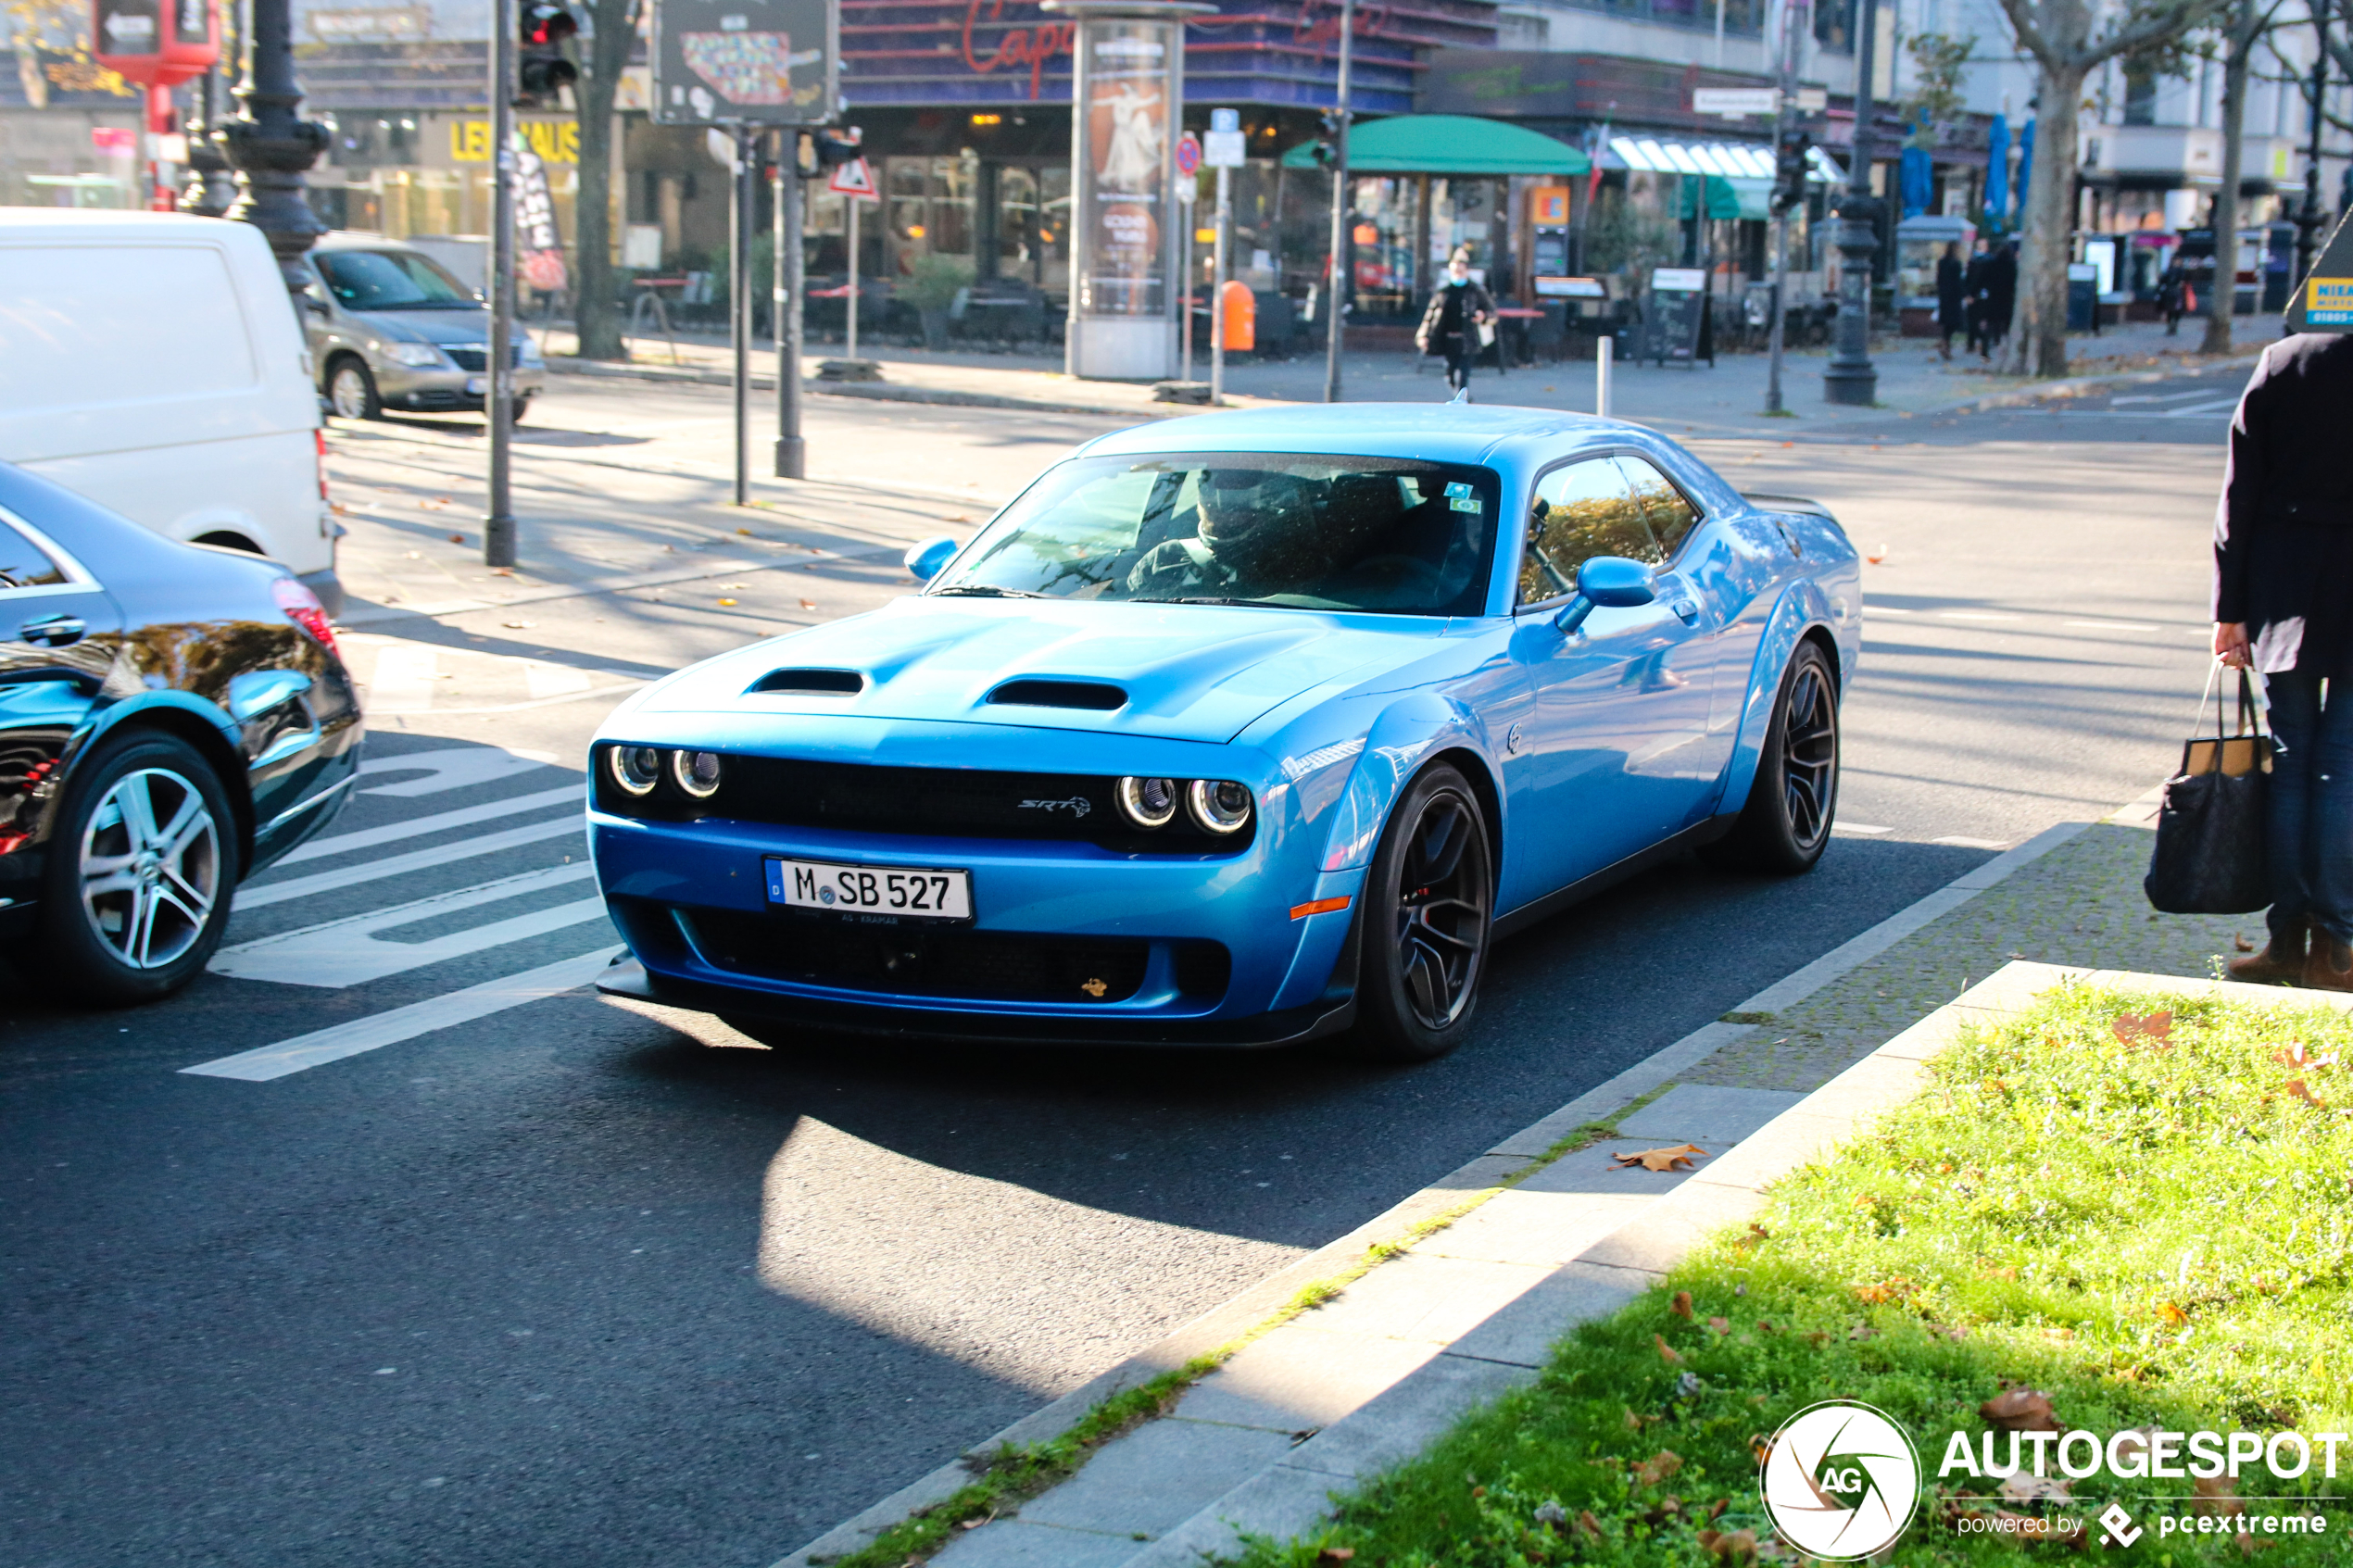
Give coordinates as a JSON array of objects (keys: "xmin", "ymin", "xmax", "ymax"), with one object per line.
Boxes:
[{"xmin": 1759, "ymin": 1400, "xmax": 1920, "ymax": 1560}]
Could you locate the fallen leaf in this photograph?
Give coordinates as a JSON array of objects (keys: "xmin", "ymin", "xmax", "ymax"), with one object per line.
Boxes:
[
  {"xmin": 1642, "ymin": 1495, "xmax": 1683, "ymax": 1524},
  {"xmin": 718, "ymin": 598, "xmax": 738, "ymax": 607},
  {"xmin": 1655, "ymin": 1334, "xmax": 1685, "ymax": 1365},
  {"xmin": 1698, "ymin": 1526, "xmax": 1759, "ymax": 1562},
  {"xmin": 447, "ymin": 533, "xmax": 464, "ymax": 544},
  {"xmin": 799, "ymin": 598, "xmax": 818, "ymax": 610},
  {"xmin": 1623, "ymin": 1408, "xmax": 1645, "ymax": 1431},
  {"xmin": 1755, "ymin": 1319, "xmax": 1779, "ymax": 1335},
  {"xmin": 1575, "ymin": 1510, "xmax": 1604, "ymax": 1542},
  {"xmin": 2158, "ymin": 1301, "xmax": 2191, "ymax": 1327},
  {"xmin": 1929, "ymin": 1323, "xmax": 1969, "ymax": 1341},
  {"xmin": 1801, "ymin": 1330, "xmax": 1831, "ymax": 1348},
  {"xmin": 500, "ymin": 621, "xmax": 534, "ymax": 630},
  {"xmin": 1315, "ymin": 1549, "xmax": 1356, "ymax": 1565},
  {"xmin": 2286, "ymin": 1078, "xmax": 2330, "ymax": 1109},
  {"xmin": 2000, "ymin": 1472, "xmax": 2073, "ymax": 1504},
  {"xmin": 1671, "ymin": 1291, "xmax": 1694, "ymax": 1319},
  {"xmin": 736, "ymin": 527, "xmax": 753, "ymax": 535},
  {"xmin": 2195, "ymin": 1475, "xmax": 2245, "ymax": 1517},
  {"xmin": 2237, "ymin": 934, "xmax": 2258, "ymax": 952},
  {"xmin": 1612, "ymin": 1144, "xmax": 1707, "ymax": 1173},
  {"xmin": 1732, "ymin": 1222, "xmax": 1771, "ymax": 1252},
  {"xmin": 1981, "ymin": 1388, "xmax": 2059, "ymax": 1432},
  {"xmin": 1633, "ymin": 1450, "xmax": 1683, "ymax": 1487},
  {"xmin": 1853, "ymin": 1276, "xmax": 1918, "ymax": 1304},
  {"xmin": 2112, "ymin": 1010, "xmax": 2174, "ymax": 1047},
  {"xmin": 1707, "ymin": 1315, "xmax": 1732, "ymax": 1336},
  {"xmin": 1866, "ymin": 543, "xmax": 1889, "ymax": 563}
]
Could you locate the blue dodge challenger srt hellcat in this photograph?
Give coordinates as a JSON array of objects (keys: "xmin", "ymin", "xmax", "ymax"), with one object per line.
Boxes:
[{"xmin": 589, "ymin": 404, "xmax": 1859, "ymax": 1060}]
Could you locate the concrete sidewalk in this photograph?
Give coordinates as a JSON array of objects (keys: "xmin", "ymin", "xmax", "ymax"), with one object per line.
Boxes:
[
  {"xmin": 537, "ymin": 318, "xmax": 2260, "ymax": 441},
  {"xmin": 774, "ymin": 786, "xmax": 2259, "ymax": 1568}
]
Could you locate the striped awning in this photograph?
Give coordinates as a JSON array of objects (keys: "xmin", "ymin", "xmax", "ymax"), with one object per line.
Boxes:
[{"xmin": 1603, "ymin": 135, "xmax": 1846, "ymax": 186}]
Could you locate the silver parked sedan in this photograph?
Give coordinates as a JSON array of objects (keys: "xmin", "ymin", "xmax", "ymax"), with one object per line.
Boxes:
[{"xmin": 301, "ymin": 232, "xmax": 547, "ymax": 422}]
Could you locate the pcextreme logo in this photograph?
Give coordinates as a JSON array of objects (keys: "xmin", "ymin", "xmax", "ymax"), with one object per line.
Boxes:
[{"xmin": 1758, "ymin": 1400, "xmax": 1922, "ymax": 1561}]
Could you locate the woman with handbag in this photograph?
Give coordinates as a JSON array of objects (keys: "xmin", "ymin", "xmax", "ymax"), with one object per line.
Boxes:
[
  {"xmin": 1416, "ymin": 248, "xmax": 1496, "ymax": 395},
  {"xmin": 2213, "ymin": 332, "xmax": 2353, "ymax": 988}
]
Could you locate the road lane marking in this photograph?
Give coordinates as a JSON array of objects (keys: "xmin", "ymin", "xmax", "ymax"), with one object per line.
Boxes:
[
  {"xmin": 2111, "ymin": 388, "xmax": 2224, "ymax": 405},
  {"xmin": 2163, "ymin": 396, "xmax": 2242, "ymax": 418},
  {"xmin": 523, "ymin": 660, "xmax": 596, "ymax": 699},
  {"xmin": 359, "ymin": 745, "xmax": 558, "ymax": 797},
  {"xmin": 181, "ymin": 946, "xmax": 624, "ymax": 1081},
  {"xmin": 1931, "ymin": 834, "xmax": 2009, "ymax": 849},
  {"xmin": 213, "ymin": 862, "xmax": 602, "ymax": 987},
  {"xmin": 365, "ymin": 645, "xmax": 438, "ymax": 713},
  {"xmin": 234, "ymin": 816, "xmax": 583, "ymax": 909},
  {"xmin": 1938, "ymin": 611, "xmax": 2022, "ymax": 621},
  {"xmin": 275, "ymin": 784, "xmax": 582, "ymax": 865},
  {"xmin": 2064, "ymin": 619, "xmax": 2160, "ymax": 632}
]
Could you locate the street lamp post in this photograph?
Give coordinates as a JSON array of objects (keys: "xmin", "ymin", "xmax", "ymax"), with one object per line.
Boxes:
[
  {"xmin": 1321, "ymin": 0, "xmax": 1353, "ymax": 404},
  {"xmin": 182, "ymin": 62, "xmax": 239, "ymax": 217},
  {"xmin": 221, "ymin": 0, "xmax": 328, "ymax": 295},
  {"xmin": 1821, "ymin": 0, "xmax": 1879, "ymax": 406},
  {"xmin": 2296, "ymin": 0, "xmax": 2332, "ymax": 287}
]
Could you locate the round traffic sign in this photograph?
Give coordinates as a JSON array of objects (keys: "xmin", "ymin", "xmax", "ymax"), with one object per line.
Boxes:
[{"xmin": 1175, "ymin": 132, "xmax": 1202, "ymax": 177}]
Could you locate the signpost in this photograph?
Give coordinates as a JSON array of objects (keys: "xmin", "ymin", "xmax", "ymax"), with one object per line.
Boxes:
[
  {"xmin": 1204, "ymin": 107, "xmax": 1244, "ymax": 404},
  {"xmin": 827, "ymin": 154, "xmax": 877, "ymax": 362},
  {"xmin": 93, "ymin": 0, "xmax": 219, "ymax": 209},
  {"xmin": 1176, "ymin": 130, "xmax": 1200, "ymax": 382},
  {"xmin": 651, "ymin": 0, "xmax": 840, "ymax": 484},
  {"xmin": 1692, "ymin": 86, "xmax": 1779, "ymax": 119}
]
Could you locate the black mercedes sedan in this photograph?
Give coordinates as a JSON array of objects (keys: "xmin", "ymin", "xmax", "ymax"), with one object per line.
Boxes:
[{"xmin": 0, "ymin": 461, "xmax": 363, "ymax": 1005}]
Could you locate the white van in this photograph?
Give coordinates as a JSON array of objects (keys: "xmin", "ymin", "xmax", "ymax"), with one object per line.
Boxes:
[{"xmin": 0, "ymin": 208, "xmax": 341, "ymax": 612}]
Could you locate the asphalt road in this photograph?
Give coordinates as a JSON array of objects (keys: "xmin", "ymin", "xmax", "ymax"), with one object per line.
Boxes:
[{"xmin": 0, "ymin": 368, "xmax": 2243, "ymax": 1568}]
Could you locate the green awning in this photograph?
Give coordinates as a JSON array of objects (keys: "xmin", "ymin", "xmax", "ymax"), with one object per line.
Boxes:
[
  {"xmin": 1280, "ymin": 114, "xmax": 1591, "ymax": 177},
  {"xmin": 1679, "ymin": 175, "xmax": 1761, "ymax": 220}
]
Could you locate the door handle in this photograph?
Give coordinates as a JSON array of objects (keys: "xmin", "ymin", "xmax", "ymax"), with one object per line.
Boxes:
[
  {"xmin": 1669, "ymin": 597, "xmax": 1701, "ymax": 625},
  {"xmin": 19, "ymin": 614, "xmax": 85, "ymax": 647}
]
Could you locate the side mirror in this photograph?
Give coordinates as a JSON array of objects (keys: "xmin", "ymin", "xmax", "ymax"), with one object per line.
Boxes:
[
  {"xmin": 905, "ymin": 536, "xmax": 961, "ymax": 583},
  {"xmin": 1554, "ymin": 556, "xmax": 1657, "ymax": 634},
  {"xmin": 301, "ymin": 291, "xmax": 330, "ymax": 317}
]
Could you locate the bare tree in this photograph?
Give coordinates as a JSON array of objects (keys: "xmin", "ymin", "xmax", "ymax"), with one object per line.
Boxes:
[
  {"xmin": 2204, "ymin": 0, "xmax": 2293, "ymax": 353},
  {"xmin": 1994, "ymin": 0, "xmax": 2229, "ymax": 375},
  {"xmin": 573, "ymin": 0, "xmax": 639, "ymax": 361}
]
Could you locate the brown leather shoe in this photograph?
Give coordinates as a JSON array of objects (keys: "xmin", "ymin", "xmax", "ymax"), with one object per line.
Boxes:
[
  {"xmin": 2230, "ymin": 922, "xmax": 2309, "ymax": 985},
  {"xmin": 2304, "ymin": 933, "xmax": 2353, "ymax": 992}
]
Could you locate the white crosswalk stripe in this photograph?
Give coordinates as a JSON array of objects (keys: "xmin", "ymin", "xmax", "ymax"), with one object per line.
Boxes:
[{"xmin": 197, "ymin": 734, "xmax": 621, "ymax": 1079}]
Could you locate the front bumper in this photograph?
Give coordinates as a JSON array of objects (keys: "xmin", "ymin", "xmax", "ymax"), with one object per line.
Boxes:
[
  {"xmin": 374, "ymin": 361, "xmax": 547, "ymax": 412},
  {"xmin": 589, "ymin": 809, "xmax": 1368, "ymax": 1047}
]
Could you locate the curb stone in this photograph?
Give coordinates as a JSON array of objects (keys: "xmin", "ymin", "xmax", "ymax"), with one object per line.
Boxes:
[{"xmin": 769, "ymin": 809, "xmax": 2124, "ymax": 1568}]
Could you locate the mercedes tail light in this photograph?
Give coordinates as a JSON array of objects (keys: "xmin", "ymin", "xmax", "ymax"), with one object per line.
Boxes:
[{"xmin": 273, "ymin": 576, "xmax": 338, "ymax": 657}]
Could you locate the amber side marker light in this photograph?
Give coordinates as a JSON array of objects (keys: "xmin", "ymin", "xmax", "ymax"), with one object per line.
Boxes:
[{"xmin": 1290, "ymin": 896, "xmax": 1352, "ymax": 921}]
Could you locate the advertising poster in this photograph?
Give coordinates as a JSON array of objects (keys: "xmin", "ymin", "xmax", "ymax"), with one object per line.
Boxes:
[
  {"xmin": 512, "ymin": 132, "xmax": 569, "ymax": 293},
  {"xmin": 1076, "ymin": 19, "xmax": 1169, "ymax": 317},
  {"xmin": 649, "ymin": 0, "xmax": 839, "ymax": 125}
]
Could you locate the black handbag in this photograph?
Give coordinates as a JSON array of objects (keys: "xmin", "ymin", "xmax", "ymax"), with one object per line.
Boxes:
[{"xmin": 2145, "ymin": 667, "xmax": 2274, "ymax": 914}]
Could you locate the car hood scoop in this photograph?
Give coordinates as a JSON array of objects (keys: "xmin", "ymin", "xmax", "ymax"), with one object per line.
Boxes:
[{"xmin": 643, "ymin": 597, "xmax": 1431, "ymax": 743}]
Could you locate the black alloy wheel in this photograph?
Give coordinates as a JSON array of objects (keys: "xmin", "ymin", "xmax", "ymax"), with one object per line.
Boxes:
[
  {"xmin": 1350, "ymin": 763, "xmax": 1493, "ymax": 1062},
  {"xmin": 1710, "ymin": 639, "xmax": 1840, "ymax": 874}
]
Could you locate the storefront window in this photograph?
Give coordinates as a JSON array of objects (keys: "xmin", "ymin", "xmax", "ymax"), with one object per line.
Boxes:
[
  {"xmin": 886, "ymin": 153, "xmax": 979, "ymax": 275},
  {"xmin": 1349, "ymin": 176, "xmax": 1416, "ymax": 321},
  {"xmin": 995, "ymin": 164, "xmax": 1071, "ymax": 292}
]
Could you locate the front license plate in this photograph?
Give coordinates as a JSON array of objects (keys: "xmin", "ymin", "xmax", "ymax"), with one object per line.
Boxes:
[
  {"xmin": 764, "ymin": 857, "xmax": 973, "ymax": 922},
  {"xmin": 465, "ymin": 375, "xmax": 487, "ymax": 394}
]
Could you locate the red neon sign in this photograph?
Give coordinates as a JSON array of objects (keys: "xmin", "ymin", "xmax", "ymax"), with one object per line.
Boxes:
[{"xmin": 961, "ymin": 0, "xmax": 1075, "ymax": 99}]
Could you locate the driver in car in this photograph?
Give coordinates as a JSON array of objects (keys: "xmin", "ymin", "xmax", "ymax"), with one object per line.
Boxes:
[{"xmin": 1126, "ymin": 469, "xmax": 1331, "ymax": 598}]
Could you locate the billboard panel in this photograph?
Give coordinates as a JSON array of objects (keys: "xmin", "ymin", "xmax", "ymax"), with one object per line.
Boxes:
[{"xmin": 650, "ymin": 0, "xmax": 839, "ymax": 125}]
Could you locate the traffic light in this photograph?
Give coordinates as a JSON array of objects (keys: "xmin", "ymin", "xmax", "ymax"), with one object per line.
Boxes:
[
  {"xmin": 517, "ymin": 1, "xmax": 578, "ymax": 108},
  {"xmin": 812, "ymin": 126, "xmax": 862, "ymax": 169},
  {"xmin": 1771, "ymin": 129, "xmax": 1811, "ymax": 216},
  {"xmin": 1308, "ymin": 108, "xmax": 1341, "ymax": 169}
]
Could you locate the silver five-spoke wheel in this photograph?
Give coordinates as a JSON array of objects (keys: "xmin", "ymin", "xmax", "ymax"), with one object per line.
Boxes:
[{"xmin": 78, "ymin": 766, "xmax": 223, "ymax": 971}]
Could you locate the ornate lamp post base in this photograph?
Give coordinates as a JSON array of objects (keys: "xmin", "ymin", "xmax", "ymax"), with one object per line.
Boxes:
[
  {"xmin": 221, "ymin": 0, "xmax": 329, "ymax": 295},
  {"xmin": 1822, "ymin": 203, "xmax": 1880, "ymax": 406}
]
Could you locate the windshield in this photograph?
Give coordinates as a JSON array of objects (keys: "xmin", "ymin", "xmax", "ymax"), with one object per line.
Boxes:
[
  {"xmin": 931, "ymin": 453, "xmax": 1503, "ymax": 616},
  {"xmin": 315, "ymin": 249, "xmax": 479, "ymax": 311}
]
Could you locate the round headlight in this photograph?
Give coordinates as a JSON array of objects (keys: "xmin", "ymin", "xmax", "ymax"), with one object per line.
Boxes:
[
  {"xmin": 1115, "ymin": 776, "xmax": 1179, "ymax": 829},
  {"xmin": 672, "ymin": 749, "xmax": 724, "ymax": 799},
  {"xmin": 1187, "ymin": 779, "xmax": 1252, "ymax": 834},
  {"xmin": 609, "ymin": 745, "xmax": 662, "ymax": 797}
]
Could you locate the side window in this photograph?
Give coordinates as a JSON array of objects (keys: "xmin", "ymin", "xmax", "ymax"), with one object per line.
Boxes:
[
  {"xmin": 0, "ymin": 521, "xmax": 67, "ymax": 592},
  {"xmin": 1519, "ymin": 458, "xmax": 1652, "ymax": 603},
  {"xmin": 1614, "ymin": 456, "xmax": 1701, "ymax": 560}
]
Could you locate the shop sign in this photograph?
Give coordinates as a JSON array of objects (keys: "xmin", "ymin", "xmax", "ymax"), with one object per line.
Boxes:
[
  {"xmin": 962, "ymin": 0, "xmax": 1075, "ymax": 98},
  {"xmin": 452, "ymin": 119, "xmax": 580, "ymax": 164},
  {"xmin": 304, "ymin": 6, "xmax": 429, "ymax": 43},
  {"xmin": 650, "ymin": 0, "xmax": 840, "ymax": 125}
]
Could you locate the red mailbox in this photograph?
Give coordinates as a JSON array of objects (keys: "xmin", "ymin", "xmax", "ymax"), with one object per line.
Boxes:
[{"xmin": 93, "ymin": 0, "xmax": 219, "ymax": 207}]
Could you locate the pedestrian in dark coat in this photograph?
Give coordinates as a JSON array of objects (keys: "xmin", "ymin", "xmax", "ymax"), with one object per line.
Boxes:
[
  {"xmin": 2213, "ymin": 332, "xmax": 2353, "ymax": 988},
  {"xmin": 1979, "ymin": 240, "xmax": 2018, "ymax": 360},
  {"xmin": 1935, "ymin": 242, "xmax": 1967, "ymax": 360},
  {"xmin": 1416, "ymin": 247, "xmax": 1495, "ymax": 395},
  {"xmin": 1962, "ymin": 238, "xmax": 1994, "ymax": 357}
]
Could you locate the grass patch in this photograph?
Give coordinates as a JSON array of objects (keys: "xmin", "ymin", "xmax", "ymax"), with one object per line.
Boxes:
[
  {"xmin": 1228, "ymin": 985, "xmax": 2353, "ymax": 1564},
  {"xmin": 818, "ymin": 1084, "xmax": 1680, "ymax": 1565}
]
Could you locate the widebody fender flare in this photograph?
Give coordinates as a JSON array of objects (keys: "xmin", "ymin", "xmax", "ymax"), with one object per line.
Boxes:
[
  {"xmin": 1718, "ymin": 583, "xmax": 1845, "ymax": 818},
  {"xmin": 1314, "ymin": 691, "xmax": 1503, "ymax": 874}
]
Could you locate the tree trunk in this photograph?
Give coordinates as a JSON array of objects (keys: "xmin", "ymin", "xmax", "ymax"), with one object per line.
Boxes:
[
  {"xmin": 2012, "ymin": 61, "xmax": 2088, "ymax": 377},
  {"xmin": 2204, "ymin": 1, "xmax": 2254, "ymax": 356},
  {"xmin": 572, "ymin": 0, "xmax": 635, "ymax": 361}
]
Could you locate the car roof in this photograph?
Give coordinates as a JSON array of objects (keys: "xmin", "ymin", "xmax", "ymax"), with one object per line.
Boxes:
[
  {"xmin": 0, "ymin": 209, "xmax": 252, "ymax": 242},
  {"xmin": 313, "ymin": 230, "xmax": 437, "ymax": 252},
  {"xmin": 1076, "ymin": 403, "xmax": 1629, "ymax": 467}
]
